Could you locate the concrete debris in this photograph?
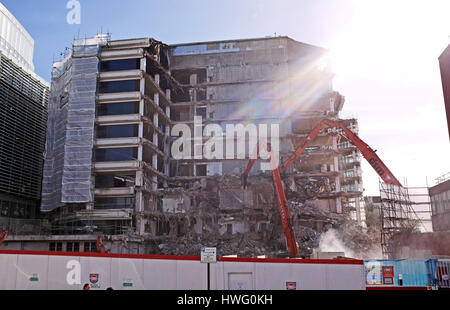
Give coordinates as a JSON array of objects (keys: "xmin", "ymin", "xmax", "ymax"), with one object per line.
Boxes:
[{"xmin": 143, "ymin": 174, "xmax": 378, "ymax": 258}]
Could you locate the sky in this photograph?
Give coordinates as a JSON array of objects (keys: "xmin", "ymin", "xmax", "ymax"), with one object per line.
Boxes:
[{"xmin": 1, "ymin": 0, "xmax": 449, "ymax": 195}]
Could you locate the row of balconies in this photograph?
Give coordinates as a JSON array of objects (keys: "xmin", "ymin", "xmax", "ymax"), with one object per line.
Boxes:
[{"xmin": 92, "ymin": 47, "xmax": 172, "ymax": 205}]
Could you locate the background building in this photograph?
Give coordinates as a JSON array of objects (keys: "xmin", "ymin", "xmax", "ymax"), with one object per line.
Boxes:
[
  {"xmin": 439, "ymin": 44, "xmax": 450, "ymax": 140},
  {"xmin": 0, "ymin": 3, "xmax": 34, "ymax": 72},
  {"xmin": 429, "ymin": 174, "xmax": 450, "ymax": 232},
  {"xmin": 0, "ymin": 3, "xmax": 49, "ymax": 234}
]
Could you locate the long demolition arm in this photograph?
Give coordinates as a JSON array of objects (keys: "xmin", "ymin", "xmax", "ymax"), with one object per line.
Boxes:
[
  {"xmin": 241, "ymin": 119, "xmax": 401, "ymax": 257},
  {"xmin": 243, "ymin": 141, "xmax": 299, "ymax": 257},
  {"xmin": 280, "ymin": 119, "xmax": 402, "ymax": 187},
  {"xmin": 0, "ymin": 230, "xmax": 8, "ymax": 246}
]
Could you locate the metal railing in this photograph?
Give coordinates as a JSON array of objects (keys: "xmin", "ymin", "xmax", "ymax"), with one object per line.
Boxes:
[
  {"xmin": 0, "ymin": 218, "xmax": 51, "ymax": 235},
  {"xmin": 436, "ymin": 172, "xmax": 450, "ymax": 185}
]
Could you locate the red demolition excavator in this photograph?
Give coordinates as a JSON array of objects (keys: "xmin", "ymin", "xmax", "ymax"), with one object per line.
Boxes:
[
  {"xmin": 96, "ymin": 236, "xmax": 106, "ymax": 253},
  {"xmin": 242, "ymin": 119, "xmax": 402, "ymax": 257},
  {"xmin": 0, "ymin": 229, "xmax": 8, "ymax": 247}
]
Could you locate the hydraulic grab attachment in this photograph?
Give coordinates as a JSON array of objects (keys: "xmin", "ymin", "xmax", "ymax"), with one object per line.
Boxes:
[
  {"xmin": 0, "ymin": 229, "xmax": 8, "ymax": 247},
  {"xmin": 96, "ymin": 236, "xmax": 106, "ymax": 253}
]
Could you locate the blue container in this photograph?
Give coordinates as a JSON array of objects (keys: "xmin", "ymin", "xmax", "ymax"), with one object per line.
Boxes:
[
  {"xmin": 426, "ymin": 259, "xmax": 450, "ymax": 288},
  {"xmin": 365, "ymin": 259, "xmax": 431, "ymax": 287}
]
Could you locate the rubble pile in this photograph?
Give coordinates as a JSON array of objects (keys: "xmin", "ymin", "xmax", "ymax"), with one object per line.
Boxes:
[
  {"xmin": 145, "ymin": 233, "xmax": 287, "ymax": 257},
  {"xmin": 148, "ymin": 174, "xmax": 380, "ymax": 259}
]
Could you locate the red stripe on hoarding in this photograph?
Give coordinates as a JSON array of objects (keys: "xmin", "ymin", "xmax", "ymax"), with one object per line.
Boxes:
[
  {"xmin": 0, "ymin": 250, "xmax": 200, "ymax": 261},
  {"xmin": 0, "ymin": 250, "xmax": 363, "ymax": 265},
  {"xmin": 218, "ymin": 256, "xmax": 363, "ymax": 265}
]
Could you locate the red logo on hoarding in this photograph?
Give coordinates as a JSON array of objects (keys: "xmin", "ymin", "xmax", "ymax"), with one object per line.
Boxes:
[
  {"xmin": 286, "ymin": 282, "xmax": 296, "ymax": 290},
  {"xmin": 89, "ymin": 273, "xmax": 99, "ymax": 284},
  {"xmin": 382, "ymin": 266, "xmax": 394, "ymax": 278}
]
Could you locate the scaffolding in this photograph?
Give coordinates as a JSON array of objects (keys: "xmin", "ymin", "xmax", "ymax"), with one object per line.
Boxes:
[
  {"xmin": 379, "ymin": 182, "xmax": 413, "ymax": 258},
  {"xmin": 379, "ymin": 181, "xmax": 428, "ymax": 258}
]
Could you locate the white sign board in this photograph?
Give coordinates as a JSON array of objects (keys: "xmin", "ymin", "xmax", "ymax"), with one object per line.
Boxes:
[{"xmin": 201, "ymin": 247, "xmax": 217, "ymax": 263}]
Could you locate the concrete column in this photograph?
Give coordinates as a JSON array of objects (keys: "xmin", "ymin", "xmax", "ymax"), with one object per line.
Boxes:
[
  {"xmin": 330, "ymin": 97, "xmax": 335, "ymax": 113},
  {"xmin": 154, "ymin": 74, "xmax": 160, "ymax": 86},
  {"xmin": 136, "ymin": 191, "xmax": 143, "ymax": 213},
  {"xmin": 138, "ymin": 145, "xmax": 143, "ymax": 161},
  {"xmin": 140, "ymin": 57, "xmax": 146, "ymax": 72},
  {"xmin": 153, "ymin": 112, "xmax": 158, "ymax": 145},
  {"xmin": 152, "ymin": 175, "xmax": 157, "ymax": 191},
  {"xmin": 136, "ymin": 171, "xmax": 143, "ymax": 187},
  {"xmin": 355, "ymin": 197, "xmax": 362, "ymax": 225},
  {"xmin": 140, "ymin": 78, "xmax": 145, "ymax": 95},
  {"xmin": 152, "ymin": 153, "xmax": 157, "ymax": 169},
  {"xmin": 139, "ymin": 99, "xmax": 145, "ymax": 116},
  {"xmin": 333, "ymin": 157, "xmax": 339, "ymax": 173},
  {"xmin": 154, "ymin": 93, "xmax": 159, "ymax": 106},
  {"xmin": 153, "ymin": 132, "xmax": 158, "ymax": 147},
  {"xmin": 138, "ymin": 122, "xmax": 143, "ymax": 161},
  {"xmin": 336, "ymin": 198, "xmax": 342, "ymax": 213},
  {"xmin": 333, "ymin": 135, "xmax": 342, "ymax": 213},
  {"xmin": 164, "ymin": 125, "xmax": 170, "ymax": 178}
]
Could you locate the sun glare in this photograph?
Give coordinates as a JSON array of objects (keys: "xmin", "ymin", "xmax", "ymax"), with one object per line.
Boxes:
[{"xmin": 329, "ymin": 0, "xmax": 450, "ymax": 82}]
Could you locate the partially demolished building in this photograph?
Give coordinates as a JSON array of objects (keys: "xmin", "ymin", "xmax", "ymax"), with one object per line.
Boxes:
[{"xmin": 6, "ymin": 35, "xmax": 367, "ymax": 257}]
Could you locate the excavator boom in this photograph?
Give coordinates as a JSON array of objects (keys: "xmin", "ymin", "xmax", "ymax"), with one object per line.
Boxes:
[
  {"xmin": 280, "ymin": 119, "xmax": 402, "ymax": 186},
  {"xmin": 0, "ymin": 229, "xmax": 8, "ymax": 246},
  {"xmin": 242, "ymin": 119, "xmax": 401, "ymax": 257},
  {"xmin": 96, "ymin": 236, "xmax": 106, "ymax": 253},
  {"xmin": 243, "ymin": 140, "xmax": 299, "ymax": 257}
]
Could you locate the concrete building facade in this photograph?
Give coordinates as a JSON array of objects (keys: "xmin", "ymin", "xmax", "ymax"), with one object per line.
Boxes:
[{"xmin": 4, "ymin": 35, "xmax": 366, "ymax": 256}]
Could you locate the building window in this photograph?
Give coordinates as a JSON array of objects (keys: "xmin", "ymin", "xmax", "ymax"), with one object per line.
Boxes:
[
  {"xmin": 342, "ymin": 154, "xmax": 354, "ymax": 164},
  {"xmin": 84, "ymin": 242, "xmax": 97, "ymax": 253},
  {"xmin": 196, "ymin": 164, "xmax": 207, "ymax": 176},
  {"xmin": 99, "ymin": 59, "xmax": 140, "ymax": 72},
  {"xmin": 67, "ymin": 242, "xmax": 80, "ymax": 252},
  {"xmin": 344, "ymin": 170, "xmax": 356, "ymax": 178},
  {"xmin": 95, "ymin": 173, "xmax": 135, "ymax": 188},
  {"xmin": 49, "ymin": 242, "xmax": 63, "ymax": 252},
  {"xmin": 0, "ymin": 201, "xmax": 9, "ymax": 217},
  {"xmin": 97, "ymin": 101, "xmax": 139, "ymax": 116},
  {"xmin": 226, "ymin": 224, "xmax": 233, "ymax": 234},
  {"xmin": 338, "ymin": 141, "xmax": 352, "ymax": 149},
  {"xmin": 99, "ymin": 80, "xmax": 140, "ymax": 93},
  {"xmin": 171, "ymin": 69, "xmax": 207, "ymax": 85},
  {"xmin": 196, "ymin": 107, "xmax": 207, "ymax": 119},
  {"xmin": 95, "ymin": 147, "xmax": 138, "ymax": 162},
  {"xmin": 94, "ymin": 197, "xmax": 135, "ymax": 210},
  {"xmin": 96, "ymin": 124, "xmax": 139, "ymax": 139}
]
